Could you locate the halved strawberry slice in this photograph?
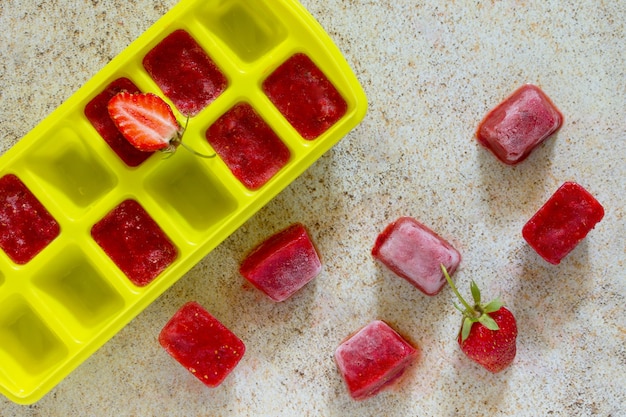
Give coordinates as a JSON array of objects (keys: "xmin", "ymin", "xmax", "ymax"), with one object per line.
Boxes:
[{"xmin": 108, "ymin": 92, "xmax": 182, "ymax": 153}]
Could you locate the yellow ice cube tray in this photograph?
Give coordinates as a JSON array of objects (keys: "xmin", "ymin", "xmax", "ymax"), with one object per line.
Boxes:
[{"xmin": 0, "ymin": 0, "xmax": 366, "ymax": 404}]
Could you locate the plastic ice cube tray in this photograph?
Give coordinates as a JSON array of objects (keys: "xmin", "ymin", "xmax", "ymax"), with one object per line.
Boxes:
[{"xmin": 0, "ymin": 0, "xmax": 366, "ymax": 404}]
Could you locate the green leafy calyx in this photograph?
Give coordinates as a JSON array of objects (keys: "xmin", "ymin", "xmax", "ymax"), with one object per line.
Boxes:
[{"xmin": 441, "ymin": 264, "xmax": 504, "ymax": 342}]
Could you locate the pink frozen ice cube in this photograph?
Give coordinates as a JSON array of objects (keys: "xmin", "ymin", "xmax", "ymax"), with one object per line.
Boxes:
[
  {"xmin": 91, "ymin": 199, "xmax": 177, "ymax": 286},
  {"xmin": 205, "ymin": 102, "xmax": 291, "ymax": 190},
  {"xmin": 143, "ymin": 30, "xmax": 227, "ymax": 116},
  {"xmin": 522, "ymin": 181, "xmax": 604, "ymax": 265},
  {"xmin": 476, "ymin": 84, "xmax": 563, "ymax": 165},
  {"xmin": 372, "ymin": 217, "xmax": 461, "ymax": 296},
  {"xmin": 263, "ymin": 53, "xmax": 348, "ymax": 140},
  {"xmin": 0, "ymin": 174, "xmax": 60, "ymax": 264},
  {"xmin": 334, "ymin": 320, "xmax": 419, "ymax": 400},
  {"xmin": 159, "ymin": 302, "xmax": 245, "ymax": 388},
  {"xmin": 239, "ymin": 223, "xmax": 322, "ymax": 302}
]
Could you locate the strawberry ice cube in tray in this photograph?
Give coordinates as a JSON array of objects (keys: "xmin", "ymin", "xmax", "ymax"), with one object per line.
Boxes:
[
  {"xmin": 143, "ymin": 29, "xmax": 227, "ymax": 117},
  {"xmin": 239, "ymin": 223, "xmax": 322, "ymax": 302},
  {"xmin": 91, "ymin": 199, "xmax": 177, "ymax": 286},
  {"xmin": 206, "ymin": 103, "xmax": 291, "ymax": 190},
  {"xmin": 334, "ymin": 320, "xmax": 419, "ymax": 400},
  {"xmin": 476, "ymin": 84, "xmax": 563, "ymax": 165},
  {"xmin": 0, "ymin": 174, "xmax": 60, "ymax": 264},
  {"xmin": 522, "ymin": 182, "xmax": 604, "ymax": 265},
  {"xmin": 84, "ymin": 78, "xmax": 152, "ymax": 167},
  {"xmin": 159, "ymin": 302, "xmax": 245, "ymax": 388},
  {"xmin": 372, "ymin": 217, "xmax": 461, "ymax": 296},
  {"xmin": 263, "ymin": 53, "xmax": 347, "ymax": 140}
]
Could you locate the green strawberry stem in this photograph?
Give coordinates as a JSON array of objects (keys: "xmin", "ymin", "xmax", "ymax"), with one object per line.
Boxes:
[
  {"xmin": 443, "ymin": 267, "xmax": 474, "ymax": 314},
  {"xmin": 170, "ymin": 116, "xmax": 216, "ymax": 159},
  {"xmin": 175, "ymin": 139, "xmax": 216, "ymax": 159},
  {"xmin": 440, "ymin": 264, "xmax": 503, "ymax": 341}
]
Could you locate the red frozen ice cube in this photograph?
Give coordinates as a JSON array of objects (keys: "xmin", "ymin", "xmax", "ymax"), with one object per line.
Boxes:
[
  {"xmin": 159, "ymin": 301, "xmax": 245, "ymax": 388},
  {"xmin": 91, "ymin": 199, "xmax": 177, "ymax": 286},
  {"xmin": 239, "ymin": 223, "xmax": 322, "ymax": 302},
  {"xmin": 84, "ymin": 77, "xmax": 152, "ymax": 167},
  {"xmin": 206, "ymin": 102, "xmax": 291, "ymax": 190},
  {"xmin": 522, "ymin": 181, "xmax": 604, "ymax": 265},
  {"xmin": 476, "ymin": 84, "xmax": 563, "ymax": 165},
  {"xmin": 0, "ymin": 174, "xmax": 60, "ymax": 264},
  {"xmin": 334, "ymin": 320, "xmax": 418, "ymax": 400},
  {"xmin": 143, "ymin": 29, "xmax": 227, "ymax": 116},
  {"xmin": 372, "ymin": 217, "xmax": 461, "ymax": 296},
  {"xmin": 263, "ymin": 53, "xmax": 348, "ymax": 140}
]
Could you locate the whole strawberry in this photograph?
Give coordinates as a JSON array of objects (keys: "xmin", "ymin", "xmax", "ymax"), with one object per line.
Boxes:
[{"xmin": 441, "ymin": 265, "xmax": 517, "ymax": 373}]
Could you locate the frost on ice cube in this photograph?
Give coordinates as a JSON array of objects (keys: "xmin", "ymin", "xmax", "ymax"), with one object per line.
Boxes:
[
  {"xmin": 372, "ymin": 217, "xmax": 461, "ymax": 296},
  {"xmin": 334, "ymin": 320, "xmax": 419, "ymax": 400},
  {"xmin": 475, "ymin": 84, "xmax": 563, "ymax": 165}
]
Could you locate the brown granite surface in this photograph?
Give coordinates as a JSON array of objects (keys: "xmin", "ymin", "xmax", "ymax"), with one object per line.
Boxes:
[{"xmin": 1, "ymin": 0, "xmax": 624, "ymax": 415}]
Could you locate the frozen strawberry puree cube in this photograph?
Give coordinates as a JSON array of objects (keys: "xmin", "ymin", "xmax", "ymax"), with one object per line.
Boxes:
[
  {"xmin": 372, "ymin": 217, "xmax": 461, "ymax": 296},
  {"xmin": 334, "ymin": 320, "xmax": 418, "ymax": 400},
  {"xmin": 0, "ymin": 174, "xmax": 60, "ymax": 264},
  {"xmin": 522, "ymin": 182, "xmax": 604, "ymax": 265},
  {"xmin": 476, "ymin": 84, "xmax": 563, "ymax": 165},
  {"xmin": 91, "ymin": 199, "xmax": 177, "ymax": 286},
  {"xmin": 263, "ymin": 53, "xmax": 348, "ymax": 140},
  {"xmin": 85, "ymin": 77, "xmax": 152, "ymax": 167},
  {"xmin": 159, "ymin": 302, "xmax": 245, "ymax": 388},
  {"xmin": 239, "ymin": 223, "xmax": 322, "ymax": 302},
  {"xmin": 206, "ymin": 103, "xmax": 291, "ymax": 190},
  {"xmin": 143, "ymin": 29, "xmax": 227, "ymax": 116}
]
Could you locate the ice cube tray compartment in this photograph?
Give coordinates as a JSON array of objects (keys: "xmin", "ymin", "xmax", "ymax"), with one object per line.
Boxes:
[
  {"xmin": 144, "ymin": 152, "xmax": 240, "ymax": 237},
  {"xmin": 200, "ymin": 0, "xmax": 288, "ymax": 63},
  {"xmin": 0, "ymin": 0, "xmax": 366, "ymax": 405},
  {"xmin": 31, "ymin": 245, "xmax": 126, "ymax": 330},
  {"xmin": 0, "ymin": 295, "xmax": 68, "ymax": 375},
  {"xmin": 22, "ymin": 124, "xmax": 119, "ymax": 212}
]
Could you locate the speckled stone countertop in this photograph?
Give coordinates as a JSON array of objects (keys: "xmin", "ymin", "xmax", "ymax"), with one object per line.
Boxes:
[{"xmin": 1, "ymin": 1, "xmax": 624, "ymax": 416}]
